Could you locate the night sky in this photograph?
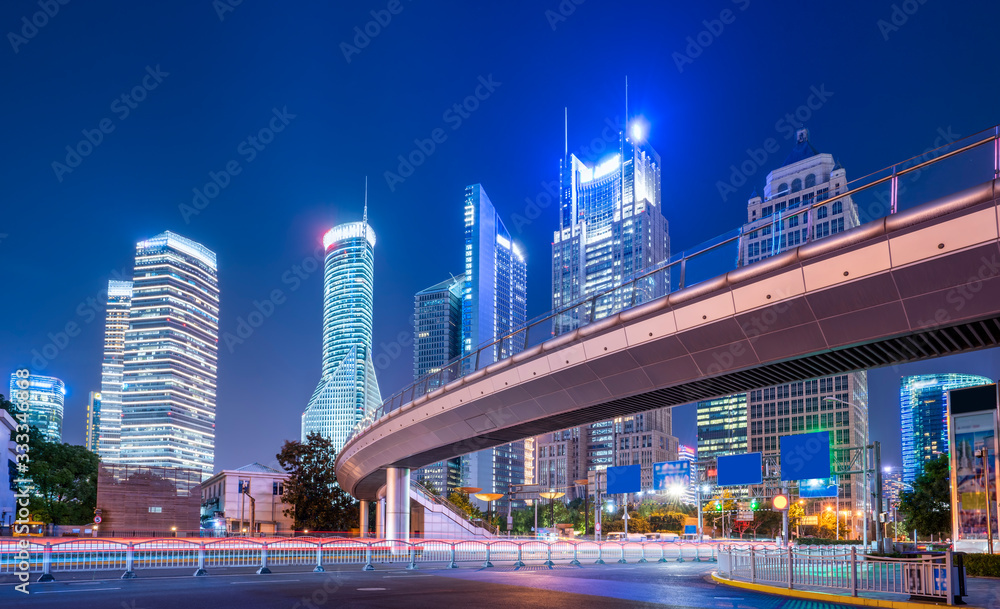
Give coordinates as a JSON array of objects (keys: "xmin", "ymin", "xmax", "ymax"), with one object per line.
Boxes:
[{"xmin": 3, "ymin": 1, "xmax": 1000, "ymax": 473}]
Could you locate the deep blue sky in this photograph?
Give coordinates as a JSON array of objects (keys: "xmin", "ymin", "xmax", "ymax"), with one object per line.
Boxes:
[{"xmin": 3, "ymin": 1, "xmax": 1000, "ymax": 472}]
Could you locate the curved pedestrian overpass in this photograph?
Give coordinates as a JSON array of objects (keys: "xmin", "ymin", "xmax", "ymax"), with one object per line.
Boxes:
[{"xmin": 337, "ymin": 128, "xmax": 1000, "ymax": 527}]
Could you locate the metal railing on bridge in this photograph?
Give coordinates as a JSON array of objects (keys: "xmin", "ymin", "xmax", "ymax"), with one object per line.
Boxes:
[
  {"xmin": 716, "ymin": 543, "xmax": 964, "ymax": 605},
  {"xmin": 0, "ymin": 537, "xmax": 718, "ymax": 580},
  {"xmin": 349, "ymin": 125, "xmax": 1000, "ymax": 442}
]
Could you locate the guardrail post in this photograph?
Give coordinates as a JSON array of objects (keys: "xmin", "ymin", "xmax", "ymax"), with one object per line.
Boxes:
[
  {"xmin": 543, "ymin": 542, "xmax": 554, "ymax": 567},
  {"xmin": 595, "ymin": 542, "xmax": 605, "ymax": 565},
  {"xmin": 786, "ymin": 545, "xmax": 793, "ymax": 590},
  {"xmin": 658, "ymin": 543, "xmax": 666, "ymax": 563},
  {"xmin": 711, "ymin": 544, "xmax": 717, "ymax": 563},
  {"xmin": 256, "ymin": 542, "xmax": 271, "ymax": 574},
  {"xmin": 406, "ymin": 544, "xmax": 418, "ymax": 570},
  {"xmin": 314, "ymin": 543, "xmax": 325, "ymax": 573},
  {"xmin": 850, "ymin": 546, "xmax": 858, "ymax": 597},
  {"xmin": 482, "ymin": 543, "xmax": 494, "ymax": 568},
  {"xmin": 750, "ymin": 546, "xmax": 756, "ymax": 584},
  {"xmin": 570, "ymin": 542, "xmax": 581, "ymax": 567},
  {"xmin": 945, "ymin": 550, "xmax": 954, "ymax": 606},
  {"xmin": 121, "ymin": 542, "xmax": 136, "ymax": 579},
  {"xmin": 363, "ymin": 542, "xmax": 375, "ymax": 571},
  {"xmin": 37, "ymin": 542, "xmax": 54, "ymax": 582},
  {"xmin": 514, "ymin": 543, "xmax": 525, "ymax": 568},
  {"xmin": 194, "ymin": 543, "xmax": 207, "ymax": 576},
  {"xmin": 638, "ymin": 543, "xmax": 648, "ymax": 564},
  {"xmin": 676, "ymin": 544, "xmax": 684, "ymax": 563},
  {"xmin": 447, "ymin": 543, "xmax": 458, "ymax": 569},
  {"xmin": 617, "ymin": 543, "xmax": 627, "ymax": 564}
]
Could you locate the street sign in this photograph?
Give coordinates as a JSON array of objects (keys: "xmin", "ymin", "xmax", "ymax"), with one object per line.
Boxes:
[
  {"xmin": 93, "ymin": 515, "xmax": 102, "ymax": 524},
  {"xmin": 736, "ymin": 511, "xmax": 754, "ymax": 522}
]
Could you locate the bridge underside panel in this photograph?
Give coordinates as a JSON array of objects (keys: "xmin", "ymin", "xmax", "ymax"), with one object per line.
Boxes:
[{"xmin": 338, "ymin": 180, "xmax": 1000, "ymax": 500}]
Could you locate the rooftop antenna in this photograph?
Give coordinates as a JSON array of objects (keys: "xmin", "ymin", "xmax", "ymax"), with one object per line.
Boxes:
[
  {"xmin": 564, "ymin": 107, "xmax": 568, "ymax": 159},
  {"xmin": 625, "ymin": 75, "xmax": 629, "ymax": 132},
  {"xmin": 363, "ymin": 176, "xmax": 368, "ymax": 227}
]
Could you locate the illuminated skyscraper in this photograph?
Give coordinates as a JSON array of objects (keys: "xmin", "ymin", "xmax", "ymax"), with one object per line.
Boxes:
[
  {"xmin": 8, "ymin": 372, "xmax": 64, "ymax": 442},
  {"xmin": 85, "ymin": 391, "xmax": 101, "ymax": 453},
  {"xmin": 119, "ymin": 232, "xmax": 220, "ymax": 481},
  {"xmin": 301, "ymin": 218, "xmax": 381, "ymax": 453},
  {"xmin": 98, "ymin": 279, "xmax": 132, "ymax": 465},
  {"xmin": 900, "ymin": 373, "xmax": 992, "ymax": 483}
]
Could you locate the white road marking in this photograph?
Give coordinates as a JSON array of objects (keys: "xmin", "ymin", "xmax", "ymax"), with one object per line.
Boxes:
[
  {"xmin": 36, "ymin": 587, "xmax": 122, "ymax": 594},
  {"xmin": 230, "ymin": 579, "xmax": 300, "ymax": 584},
  {"xmin": 357, "ymin": 587, "xmax": 387, "ymax": 591}
]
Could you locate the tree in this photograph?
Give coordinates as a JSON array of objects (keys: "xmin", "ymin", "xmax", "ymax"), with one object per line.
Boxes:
[
  {"xmin": 898, "ymin": 454, "xmax": 952, "ymax": 538},
  {"xmin": 447, "ymin": 491, "xmax": 482, "ymax": 520},
  {"xmin": 276, "ymin": 432, "xmax": 358, "ymax": 532},
  {"xmin": 26, "ymin": 427, "xmax": 99, "ymax": 524}
]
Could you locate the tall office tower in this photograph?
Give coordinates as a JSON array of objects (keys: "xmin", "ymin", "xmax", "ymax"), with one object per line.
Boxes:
[
  {"xmin": 678, "ymin": 444, "xmax": 697, "ymax": 505},
  {"xmin": 119, "ymin": 232, "xmax": 220, "ymax": 482},
  {"xmin": 900, "ymin": 374, "xmax": 992, "ymax": 483},
  {"xmin": 98, "ymin": 279, "xmax": 132, "ymax": 465},
  {"xmin": 552, "ymin": 123, "xmax": 668, "ymax": 334},
  {"xmin": 8, "ymin": 372, "xmax": 64, "ymax": 442},
  {"xmin": 539, "ymin": 119, "xmax": 674, "ymax": 497},
  {"xmin": 882, "ymin": 466, "xmax": 905, "ymax": 510},
  {"xmin": 460, "ymin": 184, "xmax": 528, "ymax": 511},
  {"xmin": 85, "ymin": 391, "xmax": 101, "ymax": 453},
  {"xmin": 412, "ymin": 274, "xmax": 465, "ymax": 495},
  {"xmin": 301, "ymin": 219, "xmax": 381, "ymax": 453},
  {"xmin": 741, "ymin": 129, "xmax": 860, "ymax": 265},
  {"xmin": 696, "ymin": 394, "xmax": 748, "ymax": 463}
]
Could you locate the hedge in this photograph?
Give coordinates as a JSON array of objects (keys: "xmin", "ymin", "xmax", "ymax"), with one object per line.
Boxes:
[{"xmin": 963, "ymin": 553, "xmax": 1000, "ymax": 578}]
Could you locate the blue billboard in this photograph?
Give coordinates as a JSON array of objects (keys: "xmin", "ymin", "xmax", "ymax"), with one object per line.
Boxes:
[
  {"xmin": 798, "ymin": 478, "xmax": 839, "ymax": 498},
  {"xmin": 780, "ymin": 431, "xmax": 832, "ymax": 481},
  {"xmin": 716, "ymin": 452, "xmax": 763, "ymax": 486},
  {"xmin": 653, "ymin": 460, "xmax": 691, "ymax": 491},
  {"xmin": 606, "ymin": 464, "xmax": 641, "ymax": 494}
]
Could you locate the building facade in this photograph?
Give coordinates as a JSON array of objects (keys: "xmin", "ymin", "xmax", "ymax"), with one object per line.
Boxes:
[
  {"xmin": 8, "ymin": 372, "xmax": 64, "ymax": 443},
  {"xmin": 678, "ymin": 444, "xmax": 697, "ymax": 505},
  {"xmin": 301, "ymin": 219, "xmax": 381, "ymax": 453},
  {"xmin": 200, "ymin": 462, "xmax": 293, "ymax": 535},
  {"xmin": 900, "ymin": 373, "xmax": 993, "ymax": 483},
  {"xmin": 85, "ymin": 391, "xmax": 101, "ymax": 453},
  {"xmin": 460, "ymin": 184, "xmax": 528, "ymax": 511},
  {"xmin": 412, "ymin": 275, "xmax": 465, "ymax": 496},
  {"xmin": 97, "ymin": 279, "xmax": 132, "ymax": 466},
  {"xmin": 119, "ymin": 232, "xmax": 220, "ymax": 484}
]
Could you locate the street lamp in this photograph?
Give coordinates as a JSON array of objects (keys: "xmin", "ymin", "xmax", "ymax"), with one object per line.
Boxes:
[
  {"xmin": 539, "ymin": 491, "xmax": 565, "ymax": 536},
  {"xmin": 575, "ymin": 479, "xmax": 590, "ymax": 537},
  {"xmin": 474, "ymin": 493, "xmax": 504, "ymax": 532}
]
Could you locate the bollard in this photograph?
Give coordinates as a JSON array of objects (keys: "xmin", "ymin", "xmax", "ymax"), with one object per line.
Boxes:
[
  {"xmin": 314, "ymin": 543, "xmax": 325, "ymax": 573},
  {"xmin": 363, "ymin": 542, "xmax": 375, "ymax": 571},
  {"xmin": 617, "ymin": 543, "xmax": 627, "ymax": 564},
  {"xmin": 595, "ymin": 542, "xmax": 605, "ymax": 565},
  {"xmin": 194, "ymin": 543, "xmax": 208, "ymax": 577},
  {"xmin": 257, "ymin": 542, "xmax": 271, "ymax": 574},
  {"xmin": 786, "ymin": 546, "xmax": 793, "ymax": 590},
  {"xmin": 570, "ymin": 542, "xmax": 581, "ymax": 567},
  {"xmin": 750, "ymin": 546, "xmax": 756, "ymax": 583},
  {"xmin": 121, "ymin": 542, "xmax": 137, "ymax": 579},
  {"xmin": 37, "ymin": 542, "xmax": 54, "ymax": 582},
  {"xmin": 482, "ymin": 543, "xmax": 494, "ymax": 569},
  {"xmin": 514, "ymin": 543, "xmax": 525, "ymax": 568},
  {"xmin": 447, "ymin": 543, "xmax": 458, "ymax": 569},
  {"xmin": 406, "ymin": 545, "xmax": 418, "ymax": 570},
  {"xmin": 849, "ymin": 546, "xmax": 857, "ymax": 597},
  {"xmin": 543, "ymin": 543, "xmax": 554, "ymax": 567}
]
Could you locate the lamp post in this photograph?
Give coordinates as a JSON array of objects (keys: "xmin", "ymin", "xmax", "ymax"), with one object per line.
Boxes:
[
  {"xmin": 539, "ymin": 491, "xmax": 565, "ymax": 536},
  {"xmin": 474, "ymin": 493, "xmax": 504, "ymax": 533},
  {"xmin": 824, "ymin": 396, "xmax": 879, "ymax": 549},
  {"xmin": 575, "ymin": 479, "xmax": 590, "ymax": 536}
]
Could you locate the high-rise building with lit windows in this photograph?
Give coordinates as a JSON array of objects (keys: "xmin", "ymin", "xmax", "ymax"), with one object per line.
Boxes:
[
  {"xmin": 301, "ymin": 219, "xmax": 381, "ymax": 453},
  {"xmin": 8, "ymin": 372, "xmax": 64, "ymax": 442},
  {"xmin": 85, "ymin": 391, "xmax": 101, "ymax": 453},
  {"xmin": 98, "ymin": 279, "xmax": 132, "ymax": 465},
  {"xmin": 119, "ymin": 231, "xmax": 219, "ymax": 483},
  {"xmin": 900, "ymin": 373, "xmax": 992, "ymax": 483},
  {"xmin": 460, "ymin": 184, "xmax": 527, "ymax": 511},
  {"xmin": 412, "ymin": 274, "xmax": 465, "ymax": 495}
]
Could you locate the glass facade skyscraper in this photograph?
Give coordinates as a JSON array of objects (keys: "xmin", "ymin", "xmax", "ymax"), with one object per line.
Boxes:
[
  {"xmin": 8, "ymin": 372, "xmax": 64, "ymax": 442},
  {"xmin": 119, "ymin": 231, "xmax": 220, "ymax": 482},
  {"xmin": 900, "ymin": 373, "xmax": 992, "ymax": 483},
  {"xmin": 301, "ymin": 220, "xmax": 382, "ymax": 453},
  {"xmin": 98, "ymin": 279, "xmax": 132, "ymax": 465},
  {"xmin": 85, "ymin": 391, "xmax": 101, "ymax": 453},
  {"xmin": 460, "ymin": 184, "xmax": 528, "ymax": 510}
]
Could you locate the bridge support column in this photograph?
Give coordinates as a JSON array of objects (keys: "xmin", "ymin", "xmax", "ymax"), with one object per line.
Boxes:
[
  {"xmin": 376, "ymin": 496, "xmax": 385, "ymax": 538},
  {"xmin": 359, "ymin": 500, "xmax": 369, "ymax": 538},
  {"xmin": 385, "ymin": 467, "xmax": 410, "ymax": 542}
]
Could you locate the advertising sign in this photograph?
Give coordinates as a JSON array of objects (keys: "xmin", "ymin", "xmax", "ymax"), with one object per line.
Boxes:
[
  {"xmin": 779, "ymin": 431, "xmax": 832, "ymax": 481},
  {"xmin": 798, "ymin": 478, "xmax": 839, "ymax": 498},
  {"xmin": 948, "ymin": 384, "xmax": 999, "ymax": 551},
  {"xmin": 717, "ymin": 453, "xmax": 763, "ymax": 486},
  {"xmin": 606, "ymin": 464, "xmax": 641, "ymax": 494},
  {"xmin": 653, "ymin": 460, "xmax": 691, "ymax": 491}
]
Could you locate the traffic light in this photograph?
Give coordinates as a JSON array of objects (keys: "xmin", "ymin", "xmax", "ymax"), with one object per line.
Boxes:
[
  {"xmin": 750, "ymin": 499, "xmax": 759, "ymax": 510},
  {"xmin": 715, "ymin": 500, "xmax": 722, "ymax": 511},
  {"xmin": 772, "ymin": 494, "xmax": 789, "ymax": 510}
]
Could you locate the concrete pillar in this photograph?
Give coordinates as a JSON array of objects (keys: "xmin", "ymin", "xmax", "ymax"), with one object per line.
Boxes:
[
  {"xmin": 376, "ymin": 497, "xmax": 385, "ymax": 538},
  {"xmin": 360, "ymin": 500, "xmax": 369, "ymax": 538},
  {"xmin": 385, "ymin": 467, "xmax": 411, "ymax": 541}
]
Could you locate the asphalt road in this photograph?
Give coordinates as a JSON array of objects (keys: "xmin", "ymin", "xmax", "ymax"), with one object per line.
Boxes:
[{"xmin": 0, "ymin": 562, "xmax": 864, "ymax": 609}]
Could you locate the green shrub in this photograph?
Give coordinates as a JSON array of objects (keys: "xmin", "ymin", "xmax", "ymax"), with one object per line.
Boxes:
[
  {"xmin": 963, "ymin": 553, "xmax": 1000, "ymax": 578},
  {"xmin": 795, "ymin": 538, "xmax": 862, "ymax": 546}
]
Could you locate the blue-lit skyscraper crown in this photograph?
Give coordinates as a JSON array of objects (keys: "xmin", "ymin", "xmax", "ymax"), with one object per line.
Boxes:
[{"xmin": 9, "ymin": 372, "xmax": 65, "ymax": 442}]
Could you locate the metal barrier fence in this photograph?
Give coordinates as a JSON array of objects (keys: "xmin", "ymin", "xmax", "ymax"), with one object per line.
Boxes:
[
  {"xmin": 0, "ymin": 537, "xmax": 718, "ymax": 580},
  {"xmin": 716, "ymin": 544, "xmax": 958, "ymax": 605}
]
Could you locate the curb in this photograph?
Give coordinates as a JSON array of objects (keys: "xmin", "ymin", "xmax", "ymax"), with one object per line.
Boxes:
[{"xmin": 711, "ymin": 572, "xmax": 984, "ymax": 609}]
